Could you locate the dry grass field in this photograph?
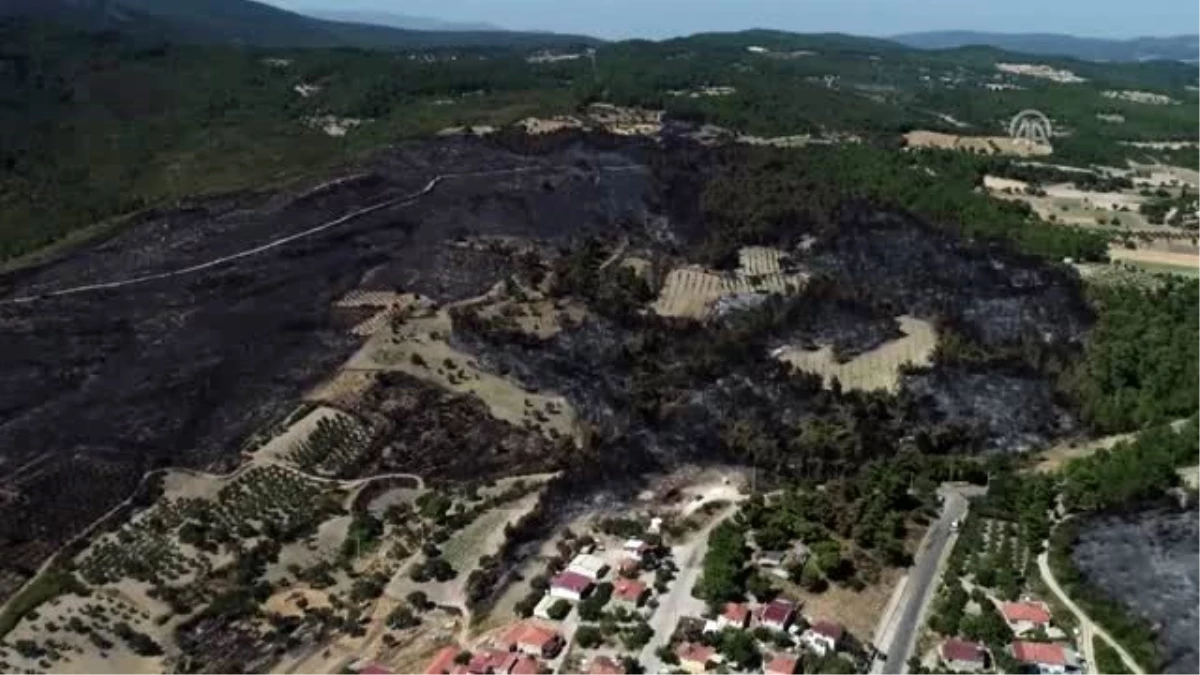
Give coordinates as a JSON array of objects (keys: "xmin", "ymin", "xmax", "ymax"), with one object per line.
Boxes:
[
  {"xmin": 1108, "ymin": 244, "xmax": 1199, "ymax": 276},
  {"xmin": 774, "ymin": 316, "xmax": 936, "ymax": 392},
  {"xmin": 904, "ymin": 130, "xmax": 1052, "ymax": 157},
  {"xmin": 652, "ymin": 247, "xmax": 806, "ymax": 320},
  {"xmin": 344, "ymin": 299, "xmax": 578, "ymax": 442}
]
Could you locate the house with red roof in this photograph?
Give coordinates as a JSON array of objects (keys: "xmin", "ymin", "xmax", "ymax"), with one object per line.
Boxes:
[
  {"xmin": 999, "ymin": 601, "xmax": 1052, "ymax": 635},
  {"xmin": 676, "ymin": 642, "xmax": 718, "ymax": 674},
  {"xmin": 1010, "ymin": 640, "xmax": 1078, "ymax": 674},
  {"xmin": 424, "ymin": 647, "xmax": 469, "ymax": 675},
  {"xmin": 717, "ymin": 602, "xmax": 751, "ymax": 630},
  {"xmin": 357, "ymin": 663, "xmax": 393, "ymax": 675},
  {"xmin": 939, "ymin": 638, "xmax": 987, "ymax": 672},
  {"xmin": 800, "ymin": 620, "xmax": 844, "ymax": 657},
  {"xmin": 613, "ymin": 578, "xmax": 649, "ymax": 607},
  {"xmin": 758, "ymin": 599, "xmax": 797, "ymax": 632},
  {"xmin": 763, "ymin": 653, "xmax": 800, "ymax": 675},
  {"xmin": 508, "ymin": 656, "xmax": 542, "ymax": 675},
  {"xmin": 468, "ymin": 650, "xmax": 517, "ymax": 675},
  {"xmin": 587, "ymin": 655, "xmax": 626, "ymax": 675},
  {"xmin": 500, "ymin": 622, "xmax": 565, "ymax": 658},
  {"xmin": 549, "ymin": 571, "xmax": 595, "ymax": 602}
]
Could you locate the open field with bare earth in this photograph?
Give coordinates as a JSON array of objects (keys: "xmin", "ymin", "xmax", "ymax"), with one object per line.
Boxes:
[
  {"xmin": 982, "ymin": 174, "xmax": 1160, "ymax": 230},
  {"xmin": 344, "ymin": 301, "xmax": 578, "ymax": 442},
  {"xmin": 250, "ymin": 405, "xmax": 354, "ymax": 465},
  {"xmin": 1108, "ymin": 245, "xmax": 1200, "ymax": 275},
  {"xmin": 652, "ymin": 247, "xmax": 806, "ymax": 319},
  {"xmin": 775, "ymin": 316, "xmax": 936, "ymax": 392},
  {"xmin": 903, "ymin": 130, "xmax": 1052, "ymax": 157}
]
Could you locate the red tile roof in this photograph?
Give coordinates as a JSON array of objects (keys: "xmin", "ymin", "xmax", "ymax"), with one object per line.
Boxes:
[
  {"xmin": 509, "ymin": 656, "xmax": 541, "ymax": 675},
  {"xmin": 808, "ymin": 620, "xmax": 844, "ymax": 642},
  {"xmin": 765, "ymin": 654, "xmax": 800, "ymax": 674},
  {"xmin": 587, "ymin": 655, "xmax": 626, "ymax": 675},
  {"xmin": 359, "ymin": 664, "xmax": 393, "ymax": 675},
  {"xmin": 501, "ymin": 621, "xmax": 562, "ymax": 652},
  {"xmin": 550, "ymin": 570, "xmax": 594, "ymax": 594},
  {"xmin": 1011, "ymin": 641, "xmax": 1067, "ymax": 666},
  {"xmin": 424, "ymin": 647, "xmax": 463, "ymax": 675},
  {"xmin": 940, "ymin": 638, "xmax": 986, "ymax": 664},
  {"xmin": 468, "ymin": 650, "xmax": 515, "ymax": 675},
  {"xmin": 675, "ymin": 641, "xmax": 716, "ymax": 664},
  {"xmin": 761, "ymin": 599, "xmax": 796, "ymax": 625},
  {"xmin": 614, "ymin": 578, "xmax": 647, "ymax": 602},
  {"xmin": 1000, "ymin": 601, "xmax": 1051, "ymax": 625},
  {"xmin": 722, "ymin": 602, "xmax": 750, "ymax": 624}
]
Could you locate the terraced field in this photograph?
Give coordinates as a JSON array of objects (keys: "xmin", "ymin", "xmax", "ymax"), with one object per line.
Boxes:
[
  {"xmin": 774, "ymin": 315, "xmax": 937, "ymax": 392},
  {"xmin": 652, "ymin": 247, "xmax": 806, "ymax": 319}
]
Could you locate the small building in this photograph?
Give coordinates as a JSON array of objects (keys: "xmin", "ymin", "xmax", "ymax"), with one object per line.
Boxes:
[
  {"xmin": 618, "ymin": 557, "xmax": 641, "ymax": 576},
  {"xmin": 567, "ymin": 553, "xmax": 610, "ymax": 580},
  {"xmin": 800, "ymin": 620, "xmax": 843, "ymax": 657},
  {"xmin": 613, "ymin": 578, "xmax": 649, "ymax": 607},
  {"xmin": 717, "ymin": 602, "xmax": 751, "ymax": 630},
  {"xmin": 468, "ymin": 650, "xmax": 517, "ymax": 675},
  {"xmin": 939, "ymin": 638, "xmax": 988, "ymax": 672},
  {"xmin": 759, "ymin": 599, "xmax": 797, "ymax": 632},
  {"xmin": 756, "ymin": 550, "xmax": 787, "ymax": 568},
  {"xmin": 509, "ymin": 656, "xmax": 542, "ymax": 675},
  {"xmin": 764, "ymin": 654, "xmax": 800, "ymax": 675},
  {"xmin": 424, "ymin": 647, "xmax": 469, "ymax": 675},
  {"xmin": 501, "ymin": 622, "xmax": 565, "ymax": 659},
  {"xmin": 1010, "ymin": 641, "xmax": 1078, "ymax": 674},
  {"xmin": 357, "ymin": 662, "xmax": 394, "ymax": 675},
  {"xmin": 549, "ymin": 571, "xmax": 594, "ymax": 602},
  {"xmin": 999, "ymin": 601, "xmax": 1053, "ymax": 635},
  {"xmin": 588, "ymin": 655, "xmax": 626, "ymax": 675},
  {"xmin": 622, "ymin": 539, "xmax": 654, "ymax": 560},
  {"xmin": 676, "ymin": 642, "xmax": 717, "ymax": 674}
]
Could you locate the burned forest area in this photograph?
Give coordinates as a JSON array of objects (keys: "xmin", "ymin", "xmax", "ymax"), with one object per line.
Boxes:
[{"xmin": 0, "ymin": 130, "xmax": 1093, "ymax": 603}]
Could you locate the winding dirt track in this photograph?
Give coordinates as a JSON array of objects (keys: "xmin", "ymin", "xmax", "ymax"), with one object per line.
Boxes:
[{"xmin": 1, "ymin": 163, "xmax": 644, "ymax": 305}]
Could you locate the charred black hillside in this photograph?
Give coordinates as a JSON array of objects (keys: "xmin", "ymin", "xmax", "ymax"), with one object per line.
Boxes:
[{"xmin": 0, "ymin": 132, "xmax": 1091, "ymax": 602}]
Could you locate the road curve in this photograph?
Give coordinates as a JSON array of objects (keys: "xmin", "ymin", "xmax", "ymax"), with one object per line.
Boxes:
[
  {"xmin": 1, "ymin": 163, "xmax": 644, "ymax": 305},
  {"xmin": 1036, "ymin": 551, "xmax": 1146, "ymax": 675}
]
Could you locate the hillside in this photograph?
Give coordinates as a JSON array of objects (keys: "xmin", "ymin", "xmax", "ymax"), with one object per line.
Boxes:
[
  {"xmin": 893, "ymin": 31, "xmax": 1200, "ymax": 63},
  {"xmin": 0, "ymin": 0, "xmax": 599, "ymax": 48}
]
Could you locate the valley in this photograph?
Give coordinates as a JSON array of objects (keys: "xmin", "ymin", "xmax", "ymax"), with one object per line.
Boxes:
[{"xmin": 0, "ymin": 7, "xmax": 1196, "ymax": 675}]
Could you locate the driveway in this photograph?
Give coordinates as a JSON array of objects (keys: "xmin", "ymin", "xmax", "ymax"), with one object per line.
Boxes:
[{"xmin": 1036, "ymin": 550, "xmax": 1145, "ymax": 675}]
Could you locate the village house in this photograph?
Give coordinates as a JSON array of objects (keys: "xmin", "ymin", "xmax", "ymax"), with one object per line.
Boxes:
[
  {"xmin": 763, "ymin": 653, "xmax": 800, "ymax": 675},
  {"xmin": 717, "ymin": 602, "xmax": 751, "ymax": 630},
  {"xmin": 613, "ymin": 578, "xmax": 649, "ymax": 608},
  {"xmin": 549, "ymin": 570, "xmax": 594, "ymax": 602},
  {"xmin": 800, "ymin": 620, "xmax": 843, "ymax": 657},
  {"xmin": 676, "ymin": 642, "xmax": 718, "ymax": 674},
  {"xmin": 939, "ymin": 638, "xmax": 988, "ymax": 672},
  {"xmin": 501, "ymin": 622, "xmax": 565, "ymax": 659},
  {"xmin": 587, "ymin": 655, "xmax": 626, "ymax": 675},
  {"xmin": 1010, "ymin": 641, "xmax": 1079, "ymax": 674},
  {"xmin": 759, "ymin": 599, "xmax": 797, "ymax": 632},
  {"xmin": 999, "ymin": 601, "xmax": 1053, "ymax": 635},
  {"xmin": 566, "ymin": 553, "xmax": 610, "ymax": 580}
]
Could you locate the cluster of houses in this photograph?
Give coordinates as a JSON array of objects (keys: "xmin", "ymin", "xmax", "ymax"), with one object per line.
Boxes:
[
  {"xmin": 535, "ymin": 540, "xmax": 659, "ymax": 618},
  {"xmin": 423, "ymin": 621, "xmax": 566, "ymax": 675},
  {"xmin": 936, "ymin": 600, "xmax": 1082, "ymax": 674},
  {"xmin": 671, "ymin": 598, "xmax": 848, "ymax": 674}
]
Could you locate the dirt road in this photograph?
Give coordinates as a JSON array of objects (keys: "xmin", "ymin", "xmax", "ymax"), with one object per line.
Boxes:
[
  {"xmin": 638, "ymin": 503, "xmax": 739, "ymax": 674},
  {"xmin": 1, "ymin": 164, "xmax": 643, "ymax": 306},
  {"xmin": 1036, "ymin": 551, "xmax": 1145, "ymax": 675}
]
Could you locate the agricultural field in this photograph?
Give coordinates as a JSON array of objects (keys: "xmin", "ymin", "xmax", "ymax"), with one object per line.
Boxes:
[
  {"xmin": 903, "ymin": 130, "xmax": 1052, "ymax": 157},
  {"xmin": 1107, "ymin": 243, "xmax": 1200, "ymax": 277},
  {"xmin": 773, "ymin": 316, "xmax": 936, "ymax": 392},
  {"xmin": 652, "ymin": 247, "xmax": 807, "ymax": 319}
]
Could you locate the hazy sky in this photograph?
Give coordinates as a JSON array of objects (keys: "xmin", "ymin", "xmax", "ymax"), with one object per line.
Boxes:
[{"xmin": 268, "ymin": 0, "xmax": 1198, "ymax": 39}]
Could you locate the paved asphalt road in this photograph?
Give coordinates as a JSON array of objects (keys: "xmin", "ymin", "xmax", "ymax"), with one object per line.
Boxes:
[{"xmin": 881, "ymin": 491, "xmax": 969, "ymax": 674}]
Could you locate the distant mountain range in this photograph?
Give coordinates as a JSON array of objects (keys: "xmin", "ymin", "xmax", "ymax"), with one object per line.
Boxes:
[
  {"xmin": 295, "ymin": 8, "xmax": 503, "ymax": 33},
  {"xmin": 892, "ymin": 31, "xmax": 1199, "ymax": 63},
  {"xmin": 0, "ymin": 0, "xmax": 598, "ymax": 49}
]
